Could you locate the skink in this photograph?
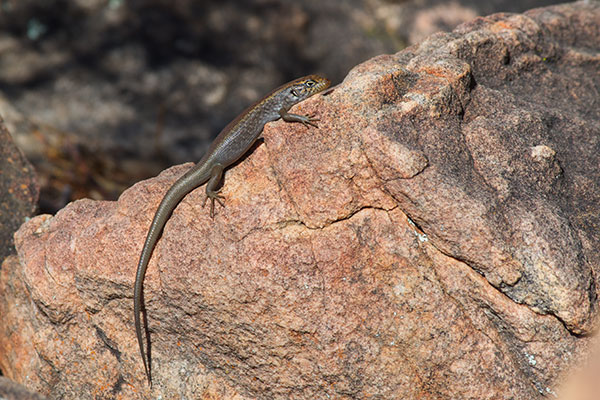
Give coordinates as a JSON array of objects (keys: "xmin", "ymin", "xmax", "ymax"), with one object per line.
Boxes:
[{"xmin": 134, "ymin": 75, "xmax": 330, "ymax": 384}]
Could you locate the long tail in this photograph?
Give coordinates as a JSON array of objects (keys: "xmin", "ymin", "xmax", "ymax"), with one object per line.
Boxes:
[{"xmin": 134, "ymin": 164, "xmax": 210, "ymax": 384}]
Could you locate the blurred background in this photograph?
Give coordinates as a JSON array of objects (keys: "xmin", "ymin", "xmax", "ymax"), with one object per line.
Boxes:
[{"xmin": 0, "ymin": 0, "xmax": 568, "ymax": 214}]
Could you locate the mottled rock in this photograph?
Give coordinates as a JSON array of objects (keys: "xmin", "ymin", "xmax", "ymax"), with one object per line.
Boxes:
[
  {"xmin": 1, "ymin": 2, "xmax": 599, "ymax": 399},
  {"xmin": 0, "ymin": 119, "xmax": 38, "ymax": 262}
]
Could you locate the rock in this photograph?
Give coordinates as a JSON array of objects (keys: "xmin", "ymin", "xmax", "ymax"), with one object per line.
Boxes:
[
  {"xmin": 0, "ymin": 376, "xmax": 47, "ymax": 400},
  {"xmin": 0, "ymin": 119, "xmax": 38, "ymax": 262},
  {"xmin": 1, "ymin": 2, "xmax": 599, "ymax": 399}
]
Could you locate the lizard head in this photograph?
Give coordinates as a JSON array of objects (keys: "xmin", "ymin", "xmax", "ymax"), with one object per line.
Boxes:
[{"xmin": 281, "ymin": 74, "xmax": 331, "ymax": 106}]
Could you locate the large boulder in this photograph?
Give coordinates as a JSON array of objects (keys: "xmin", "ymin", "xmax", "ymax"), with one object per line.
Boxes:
[{"xmin": 1, "ymin": 2, "xmax": 598, "ymax": 399}]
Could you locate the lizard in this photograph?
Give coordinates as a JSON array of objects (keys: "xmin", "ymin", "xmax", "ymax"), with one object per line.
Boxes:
[{"xmin": 133, "ymin": 74, "xmax": 331, "ymax": 385}]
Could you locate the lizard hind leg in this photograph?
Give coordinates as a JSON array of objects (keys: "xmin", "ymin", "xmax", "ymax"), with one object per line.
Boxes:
[{"xmin": 202, "ymin": 163, "xmax": 225, "ymax": 218}]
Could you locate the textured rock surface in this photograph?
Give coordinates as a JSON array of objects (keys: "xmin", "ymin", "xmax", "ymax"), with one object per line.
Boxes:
[
  {"xmin": 0, "ymin": 119, "xmax": 38, "ymax": 262},
  {"xmin": 1, "ymin": 2, "xmax": 599, "ymax": 399}
]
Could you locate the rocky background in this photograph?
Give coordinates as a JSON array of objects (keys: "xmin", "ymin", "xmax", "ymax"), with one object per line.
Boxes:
[{"xmin": 1, "ymin": 0, "xmax": 598, "ymax": 399}]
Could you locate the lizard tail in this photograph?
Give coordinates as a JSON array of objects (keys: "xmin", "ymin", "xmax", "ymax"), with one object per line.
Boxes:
[{"xmin": 134, "ymin": 164, "xmax": 211, "ymax": 385}]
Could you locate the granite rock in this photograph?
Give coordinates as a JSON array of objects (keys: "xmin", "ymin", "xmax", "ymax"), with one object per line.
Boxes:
[{"xmin": 1, "ymin": 2, "xmax": 599, "ymax": 399}]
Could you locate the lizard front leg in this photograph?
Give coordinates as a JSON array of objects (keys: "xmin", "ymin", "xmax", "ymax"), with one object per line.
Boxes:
[{"xmin": 279, "ymin": 107, "xmax": 320, "ymax": 128}]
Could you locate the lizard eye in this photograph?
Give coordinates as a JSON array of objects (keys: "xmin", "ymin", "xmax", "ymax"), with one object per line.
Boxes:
[{"xmin": 305, "ymin": 80, "xmax": 315, "ymax": 87}]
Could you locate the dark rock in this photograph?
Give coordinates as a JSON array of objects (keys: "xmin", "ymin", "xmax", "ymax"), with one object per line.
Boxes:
[
  {"xmin": 0, "ymin": 376, "xmax": 47, "ymax": 400},
  {"xmin": 0, "ymin": 119, "xmax": 38, "ymax": 262}
]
